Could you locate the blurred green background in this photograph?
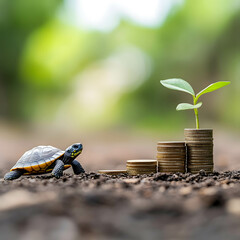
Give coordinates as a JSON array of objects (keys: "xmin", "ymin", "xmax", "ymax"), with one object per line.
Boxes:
[
  {"xmin": 0, "ymin": 0, "xmax": 239, "ymax": 132},
  {"xmin": 1, "ymin": 0, "xmax": 240, "ymax": 173}
]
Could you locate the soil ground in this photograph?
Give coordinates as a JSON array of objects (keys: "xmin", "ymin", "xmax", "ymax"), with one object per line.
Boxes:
[
  {"xmin": 1, "ymin": 127, "xmax": 240, "ymax": 240},
  {"xmin": 1, "ymin": 172, "xmax": 240, "ymax": 240}
]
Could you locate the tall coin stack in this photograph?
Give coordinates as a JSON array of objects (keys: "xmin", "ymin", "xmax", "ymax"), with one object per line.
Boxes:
[
  {"xmin": 126, "ymin": 160, "xmax": 157, "ymax": 176},
  {"xmin": 157, "ymin": 141, "xmax": 186, "ymax": 173},
  {"xmin": 184, "ymin": 129, "xmax": 214, "ymax": 173}
]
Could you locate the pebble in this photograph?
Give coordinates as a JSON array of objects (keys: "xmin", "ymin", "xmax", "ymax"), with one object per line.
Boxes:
[{"xmin": 226, "ymin": 198, "xmax": 240, "ymax": 215}]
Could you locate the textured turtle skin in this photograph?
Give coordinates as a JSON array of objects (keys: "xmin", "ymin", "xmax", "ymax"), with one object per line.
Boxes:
[{"xmin": 11, "ymin": 146, "xmax": 71, "ymax": 175}]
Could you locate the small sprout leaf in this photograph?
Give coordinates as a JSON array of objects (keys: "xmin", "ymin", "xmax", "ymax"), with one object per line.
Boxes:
[
  {"xmin": 196, "ymin": 81, "xmax": 230, "ymax": 101},
  {"xmin": 176, "ymin": 102, "xmax": 202, "ymax": 111},
  {"xmin": 160, "ymin": 79, "xmax": 195, "ymax": 96}
]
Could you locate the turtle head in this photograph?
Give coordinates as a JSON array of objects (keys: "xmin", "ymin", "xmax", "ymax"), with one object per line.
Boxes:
[{"xmin": 64, "ymin": 143, "xmax": 83, "ymax": 162}]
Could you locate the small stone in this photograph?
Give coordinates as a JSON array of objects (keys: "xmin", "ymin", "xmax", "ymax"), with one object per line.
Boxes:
[
  {"xmin": 199, "ymin": 187, "xmax": 218, "ymax": 196},
  {"xmin": 0, "ymin": 190, "xmax": 56, "ymax": 211},
  {"xmin": 123, "ymin": 179, "xmax": 140, "ymax": 184},
  {"xmin": 226, "ymin": 198, "xmax": 240, "ymax": 215},
  {"xmin": 179, "ymin": 186, "xmax": 192, "ymax": 196}
]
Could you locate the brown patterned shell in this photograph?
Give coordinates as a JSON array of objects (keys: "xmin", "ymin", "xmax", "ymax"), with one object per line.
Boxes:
[{"xmin": 10, "ymin": 146, "xmax": 70, "ymax": 174}]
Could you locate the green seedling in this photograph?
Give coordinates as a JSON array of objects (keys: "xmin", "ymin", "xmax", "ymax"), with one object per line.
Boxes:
[{"xmin": 160, "ymin": 79, "xmax": 230, "ymax": 129}]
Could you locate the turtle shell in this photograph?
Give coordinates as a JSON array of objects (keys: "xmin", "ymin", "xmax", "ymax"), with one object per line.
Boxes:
[{"xmin": 11, "ymin": 146, "xmax": 71, "ymax": 175}]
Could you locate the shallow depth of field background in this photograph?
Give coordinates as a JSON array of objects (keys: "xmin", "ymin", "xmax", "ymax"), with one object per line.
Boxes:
[{"xmin": 0, "ymin": 0, "xmax": 240, "ymax": 174}]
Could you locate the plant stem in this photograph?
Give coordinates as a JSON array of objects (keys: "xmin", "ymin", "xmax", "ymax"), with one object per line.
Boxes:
[
  {"xmin": 194, "ymin": 109, "xmax": 199, "ymax": 129},
  {"xmin": 193, "ymin": 97, "xmax": 200, "ymax": 129}
]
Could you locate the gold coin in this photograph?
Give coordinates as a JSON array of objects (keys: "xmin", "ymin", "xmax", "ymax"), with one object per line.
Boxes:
[
  {"xmin": 127, "ymin": 160, "xmax": 157, "ymax": 164},
  {"xmin": 187, "ymin": 149, "xmax": 213, "ymax": 153},
  {"xmin": 185, "ymin": 132, "xmax": 213, "ymax": 136},
  {"xmin": 127, "ymin": 170, "xmax": 157, "ymax": 174},
  {"xmin": 98, "ymin": 170, "xmax": 127, "ymax": 175},
  {"xmin": 188, "ymin": 158, "xmax": 213, "ymax": 161},
  {"xmin": 187, "ymin": 150, "xmax": 213, "ymax": 155},
  {"xmin": 127, "ymin": 162, "xmax": 157, "ymax": 166},
  {"xmin": 187, "ymin": 152, "xmax": 213, "ymax": 156},
  {"xmin": 188, "ymin": 164, "xmax": 213, "ymax": 168},
  {"xmin": 187, "ymin": 156, "xmax": 213, "ymax": 160},
  {"xmin": 158, "ymin": 159, "xmax": 185, "ymax": 163},
  {"xmin": 185, "ymin": 134, "xmax": 213, "ymax": 137},
  {"xmin": 185, "ymin": 139, "xmax": 213, "ymax": 144},
  {"xmin": 187, "ymin": 155, "xmax": 213, "ymax": 158},
  {"xmin": 127, "ymin": 164, "xmax": 157, "ymax": 168},
  {"xmin": 159, "ymin": 169, "xmax": 185, "ymax": 173},
  {"xmin": 157, "ymin": 144, "xmax": 186, "ymax": 148},
  {"xmin": 127, "ymin": 170, "xmax": 156, "ymax": 175},
  {"xmin": 127, "ymin": 168, "xmax": 157, "ymax": 171},
  {"xmin": 157, "ymin": 158, "xmax": 186, "ymax": 162},
  {"xmin": 187, "ymin": 158, "xmax": 213, "ymax": 161},
  {"xmin": 157, "ymin": 152, "xmax": 186, "ymax": 157},
  {"xmin": 157, "ymin": 146, "xmax": 186, "ymax": 152},
  {"xmin": 188, "ymin": 163, "xmax": 213, "ymax": 166},
  {"xmin": 186, "ymin": 142, "xmax": 214, "ymax": 146},
  {"xmin": 159, "ymin": 167, "xmax": 185, "ymax": 171},
  {"xmin": 127, "ymin": 165, "xmax": 157, "ymax": 168},
  {"xmin": 187, "ymin": 145, "xmax": 213, "ymax": 149},
  {"xmin": 187, "ymin": 170, "xmax": 213, "ymax": 174},
  {"xmin": 188, "ymin": 166, "xmax": 214, "ymax": 170},
  {"xmin": 158, "ymin": 158, "xmax": 186, "ymax": 163},
  {"xmin": 188, "ymin": 170, "xmax": 213, "ymax": 174},
  {"xmin": 127, "ymin": 168, "xmax": 157, "ymax": 172},
  {"xmin": 185, "ymin": 131, "xmax": 213, "ymax": 136},
  {"xmin": 188, "ymin": 169, "xmax": 213, "ymax": 172},
  {"xmin": 158, "ymin": 162, "xmax": 185, "ymax": 166},
  {"xmin": 184, "ymin": 129, "xmax": 213, "ymax": 134},
  {"xmin": 188, "ymin": 160, "xmax": 213, "ymax": 163},
  {"xmin": 187, "ymin": 159, "xmax": 213, "ymax": 162},
  {"xmin": 185, "ymin": 133, "xmax": 213, "ymax": 137},
  {"xmin": 187, "ymin": 147, "xmax": 213, "ymax": 152},
  {"xmin": 159, "ymin": 169, "xmax": 185, "ymax": 172},
  {"xmin": 157, "ymin": 141, "xmax": 185, "ymax": 146}
]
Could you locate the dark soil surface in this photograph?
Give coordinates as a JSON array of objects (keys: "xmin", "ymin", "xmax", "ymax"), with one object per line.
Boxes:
[
  {"xmin": 1, "ymin": 171, "xmax": 240, "ymax": 240},
  {"xmin": 1, "ymin": 128, "xmax": 240, "ymax": 239}
]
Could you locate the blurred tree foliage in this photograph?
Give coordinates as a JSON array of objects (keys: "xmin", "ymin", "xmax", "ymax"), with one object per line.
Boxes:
[
  {"xmin": 0, "ymin": 0, "xmax": 239, "ymax": 129},
  {"xmin": 0, "ymin": 0, "xmax": 62, "ymax": 119},
  {"xmin": 115, "ymin": 0, "xmax": 240, "ymax": 129}
]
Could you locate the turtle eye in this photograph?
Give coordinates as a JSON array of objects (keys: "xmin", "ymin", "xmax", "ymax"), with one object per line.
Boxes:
[{"xmin": 73, "ymin": 144, "xmax": 78, "ymax": 149}]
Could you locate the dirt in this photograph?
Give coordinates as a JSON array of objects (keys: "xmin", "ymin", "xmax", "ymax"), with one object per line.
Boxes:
[
  {"xmin": 1, "ymin": 127, "xmax": 240, "ymax": 240},
  {"xmin": 1, "ymin": 171, "xmax": 240, "ymax": 240}
]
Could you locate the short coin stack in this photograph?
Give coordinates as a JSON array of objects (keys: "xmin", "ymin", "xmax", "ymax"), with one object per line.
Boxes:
[
  {"xmin": 185, "ymin": 129, "xmax": 214, "ymax": 173},
  {"xmin": 157, "ymin": 141, "xmax": 186, "ymax": 173},
  {"xmin": 126, "ymin": 160, "xmax": 157, "ymax": 176},
  {"xmin": 98, "ymin": 170, "xmax": 127, "ymax": 175}
]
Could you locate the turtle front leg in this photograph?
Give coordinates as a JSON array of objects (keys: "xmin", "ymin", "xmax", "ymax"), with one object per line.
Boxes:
[
  {"xmin": 4, "ymin": 170, "xmax": 24, "ymax": 180},
  {"xmin": 52, "ymin": 160, "xmax": 64, "ymax": 178},
  {"xmin": 71, "ymin": 160, "xmax": 85, "ymax": 174}
]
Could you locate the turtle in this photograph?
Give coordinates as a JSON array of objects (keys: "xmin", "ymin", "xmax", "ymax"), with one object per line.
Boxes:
[{"xmin": 4, "ymin": 143, "xmax": 85, "ymax": 180}]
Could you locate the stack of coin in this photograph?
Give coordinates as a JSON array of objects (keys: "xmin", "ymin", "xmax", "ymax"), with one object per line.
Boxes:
[
  {"xmin": 126, "ymin": 160, "xmax": 157, "ymax": 175},
  {"xmin": 98, "ymin": 170, "xmax": 127, "ymax": 175},
  {"xmin": 185, "ymin": 129, "xmax": 214, "ymax": 173},
  {"xmin": 157, "ymin": 141, "xmax": 186, "ymax": 173}
]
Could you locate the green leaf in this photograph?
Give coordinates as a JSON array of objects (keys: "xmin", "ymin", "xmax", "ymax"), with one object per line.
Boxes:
[
  {"xmin": 160, "ymin": 79, "xmax": 195, "ymax": 96},
  {"xmin": 196, "ymin": 81, "xmax": 230, "ymax": 101},
  {"xmin": 176, "ymin": 102, "xmax": 202, "ymax": 111}
]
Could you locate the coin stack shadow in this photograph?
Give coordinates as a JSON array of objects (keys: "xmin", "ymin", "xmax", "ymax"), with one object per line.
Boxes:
[
  {"xmin": 157, "ymin": 142, "xmax": 186, "ymax": 173},
  {"xmin": 184, "ymin": 129, "xmax": 214, "ymax": 173},
  {"xmin": 126, "ymin": 160, "xmax": 157, "ymax": 176}
]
